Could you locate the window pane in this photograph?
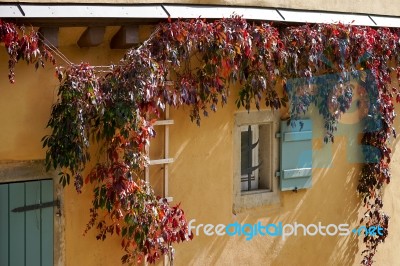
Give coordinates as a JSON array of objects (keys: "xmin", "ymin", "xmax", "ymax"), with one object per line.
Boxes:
[
  {"xmin": 259, "ymin": 123, "xmax": 272, "ymax": 190},
  {"xmin": 241, "ymin": 130, "xmax": 252, "ymax": 176}
]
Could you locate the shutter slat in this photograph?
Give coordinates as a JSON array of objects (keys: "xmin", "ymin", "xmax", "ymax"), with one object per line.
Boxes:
[
  {"xmin": 26, "ymin": 181, "xmax": 41, "ymax": 266},
  {"xmin": 283, "ymin": 168, "xmax": 312, "ymax": 179},
  {"xmin": 283, "ymin": 131, "xmax": 312, "ymax": 141},
  {"xmin": 0, "ymin": 184, "xmax": 9, "ymax": 266},
  {"xmin": 9, "ymin": 183, "xmax": 25, "ymax": 266},
  {"xmin": 41, "ymin": 180, "xmax": 54, "ymax": 266}
]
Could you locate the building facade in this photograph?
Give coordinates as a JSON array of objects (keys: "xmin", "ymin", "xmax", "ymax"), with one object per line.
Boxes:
[{"xmin": 1, "ymin": 1, "xmax": 400, "ymax": 265}]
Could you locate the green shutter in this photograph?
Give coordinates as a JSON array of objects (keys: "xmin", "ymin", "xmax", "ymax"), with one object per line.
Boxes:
[
  {"xmin": 279, "ymin": 119, "xmax": 313, "ymax": 191},
  {"xmin": 9, "ymin": 182, "xmax": 25, "ymax": 266},
  {"xmin": 41, "ymin": 180, "xmax": 54, "ymax": 266},
  {"xmin": 0, "ymin": 179, "xmax": 54, "ymax": 266},
  {"xmin": 0, "ymin": 184, "xmax": 9, "ymax": 266},
  {"xmin": 25, "ymin": 181, "xmax": 41, "ymax": 266}
]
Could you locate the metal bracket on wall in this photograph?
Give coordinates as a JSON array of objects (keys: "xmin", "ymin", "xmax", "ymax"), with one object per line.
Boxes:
[{"xmin": 12, "ymin": 198, "xmax": 60, "ymax": 213}]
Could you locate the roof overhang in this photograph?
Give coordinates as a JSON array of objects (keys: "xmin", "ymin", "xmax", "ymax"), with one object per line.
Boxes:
[{"xmin": 1, "ymin": 3, "xmax": 400, "ymax": 27}]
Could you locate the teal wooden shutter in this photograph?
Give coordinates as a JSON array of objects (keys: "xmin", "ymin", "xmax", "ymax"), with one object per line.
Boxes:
[
  {"xmin": 279, "ymin": 119, "xmax": 312, "ymax": 191},
  {"xmin": 0, "ymin": 183, "xmax": 9, "ymax": 266},
  {"xmin": 0, "ymin": 179, "xmax": 54, "ymax": 266}
]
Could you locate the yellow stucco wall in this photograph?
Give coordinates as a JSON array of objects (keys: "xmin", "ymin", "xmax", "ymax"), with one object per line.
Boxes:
[
  {"xmin": 1, "ymin": 23, "xmax": 400, "ymax": 266},
  {"xmin": 1, "ymin": 0, "xmax": 399, "ymax": 17},
  {"xmin": 0, "ymin": 27, "xmax": 128, "ymax": 266}
]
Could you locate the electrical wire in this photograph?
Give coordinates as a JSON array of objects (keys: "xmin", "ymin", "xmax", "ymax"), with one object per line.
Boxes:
[
  {"xmin": 36, "ymin": 25, "xmax": 161, "ymax": 71},
  {"xmin": 37, "ymin": 31, "xmax": 74, "ymax": 66}
]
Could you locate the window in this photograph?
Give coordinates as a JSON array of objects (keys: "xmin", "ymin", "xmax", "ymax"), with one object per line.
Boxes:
[
  {"xmin": 233, "ymin": 110, "xmax": 280, "ymax": 212},
  {"xmin": 240, "ymin": 125, "xmax": 259, "ymax": 191},
  {"xmin": 240, "ymin": 124, "xmax": 274, "ymax": 192}
]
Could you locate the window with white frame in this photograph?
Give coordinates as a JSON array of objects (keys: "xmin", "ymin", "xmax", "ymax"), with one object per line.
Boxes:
[{"xmin": 233, "ymin": 111, "xmax": 280, "ymax": 212}]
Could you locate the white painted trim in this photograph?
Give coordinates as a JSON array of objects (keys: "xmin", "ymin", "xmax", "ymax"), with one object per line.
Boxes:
[
  {"xmin": 277, "ymin": 9, "xmax": 375, "ymax": 26},
  {"xmin": 2, "ymin": 4, "xmax": 400, "ymax": 27},
  {"xmin": 370, "ymin": 15, "xmax": 400, "ymax": 27},
  {"xmin": 164, "ymin": 5, "xmax": 282, "ymax": 21},
  {"xmin": 154, "ymin": 119, "xmax": 174, "ymax": 126},
  {"xmin": 149, "ymin": 158, "xmax": 174, "ymax": 165},
  {"xmin": 0, "ymin": 4, "xmax": 167, "ymax": 18}
]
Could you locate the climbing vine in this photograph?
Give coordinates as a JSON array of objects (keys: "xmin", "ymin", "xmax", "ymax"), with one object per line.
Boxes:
[
  {"xmin": 0, "ymin": 20, "xmax": 55, "ymax": 84},
  {"xmin": 2, "ymin": 16, "xmax": 400, "ymax": 265}
]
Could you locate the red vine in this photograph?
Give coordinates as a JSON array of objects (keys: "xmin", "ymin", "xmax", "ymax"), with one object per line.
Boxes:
[
  {"xmin": 0, "ymin": 19, "xmax": 55, "ymax": 83},
  {"xmin": 2, "ymin": 17, "xmax": 400, "ymax": 265}
]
